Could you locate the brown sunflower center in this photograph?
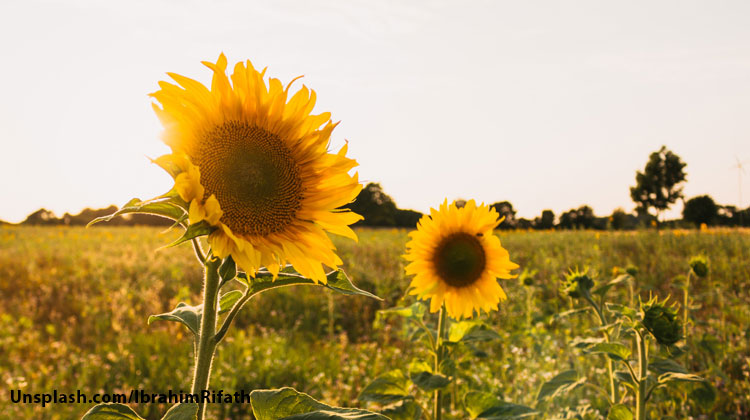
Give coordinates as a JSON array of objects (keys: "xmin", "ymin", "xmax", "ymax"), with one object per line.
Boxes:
[
  {"xmin": 195, "ymin": 121, "xmax": 303, "ymax": 236},
  {"xmin": 433, "ymin": 232, "xmax": 487, "ymax": 288}
]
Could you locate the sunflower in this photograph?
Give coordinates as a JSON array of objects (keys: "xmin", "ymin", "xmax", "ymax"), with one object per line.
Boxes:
[
  {"xmin": 404, "ymin": 200, "xmax": 518, "ymax": 319},
  {"xmin": 150, "ymin": 54, "xmax": 362, "ymax": 283}
]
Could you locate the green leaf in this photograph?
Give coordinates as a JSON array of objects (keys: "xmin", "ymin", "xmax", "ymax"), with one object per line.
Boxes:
[
  {"xmin": 239, "ymin": 269, "xmax": 381, "ymax": 301},
  {"xmin": 583, "ymin": 342, "xmax": 631, "ymax": 361},
  {"xmin": 162, "ymin": 403, "xmax": 199, "ymax": 420},
  {"xmin": 167, "ymin": 221, "xmax": 215, "ymax": 248},
  {"xmin": 537, "ymin": 370, "xmax": 585, "ymax": 401},
  {"xmin": 448, "ymin": 320, "xmax": 501, "ymax": 343},
  {"xmin": 614, "ymin": 371, "xmax": 637, "ymax": 390},
  {"xmin": 569, "ymin": 336, "xmax": 605, "ymax": 349},
  {"xmin": 251, "ymin": 387, "xmax": 388, "ymax": 420},
  {"xmin": 377, "ymin": 303, "xmax": 426, "ymax": 321},
  {"xmin": 81, "ymin": 403, "xmax": 145, "ymax": 420},
  {"xmin": 218, "ymin": 291, "xmax": 243, "ymax": 315},
  {"xmin": 689, "ymin": 382, "xmax": 717, "ymax": 409},
  {"xmin": 648, "ymin": 358, "xmax": 688, "ymax": 375},
  {"xmin": 592, "ymin": 274, "xmax": 632, "ymax": 297},
  {"xmin": 464, "ymin": 391, "xmax": 537, "ymax": 419},
  {"xmin": 148, "ymin": 302, "xmax": 201, "ymax": 336},
  {"xmin": 219, "ymin": 256, "xmax": 237, "ymax": 283},
  {"xmin": 657, "ymin": 372, "xmax": 704, "ymax": 384},
  {"xmin": 381, "ymin": 400, "xmax": 422, "ymax": 420},
  {"xmin": 408, "ymin": 361, "xmax": 450, "ymax": 392},
  {"xmin": 357, "ymin": 370, "xmax": 411, "ymax": 404},
  {"xmin": 552, "ymin": 307, "xmax": 590, "ymax": 322},
  {"xmin": 88, "ymin": 197, "xmax": 186, "ymax": 227},
  {"xmin": 607, "ymin": 404, "xmax": 633, "ymax": 420},
  {"xmin": 605, "ymin": 303, "xmax": 637, "ymax": 321}
]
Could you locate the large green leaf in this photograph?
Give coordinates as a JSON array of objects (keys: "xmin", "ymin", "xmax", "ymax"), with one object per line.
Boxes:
[
  {"xmin": 218, "ymin": 290, "xmax": 243, "ymax": 315},
  {"xmin": 648, "ymin": 358, "xmax": 687, "ymax": 375},
  {"xmin": 358, "ymin": 370, "xmax": 411, "ymax": 404},
  {"xmin": 448, "ymin": 320, "xmax": 501, "ymax": 343},
  {"xmin": 162, "ymin": 403, "xmax": 198, "ymax": 420},
  {"xmin": 81, "ymin": 403, "xmax": 144, "ymax": 420},
  {"xmin": 238, "ymin": 269, "xmax": 381, "ymax": 300},
  {"xmin": 583, "ymin": 342, "xmax": 631, "ymax": 361},
  {"xmin": 408, "ymin": 361, "xmax": 450, "ymax": 392},
  {"xmin": 250, "ymin": 387, "xmax": 387, "ymax": 420},
  {"xmin": 537, "ymin": 370, "xmax": 585, "ymax": 401},
  {"xmin": 464, "ymin": 391, "xmax": 536, "ymax": 419},
  {"xmin": 381, "ymin": 400, "xmax": 422, "ymax": 420},
  {"xmin": 88, "ymin": 197, "xmax": 186, "ymax": 227},
  {"xmin": 606, "ymin": 404, "xmax": 633, "ymax": 420},
  {"xmin": 148, "ymin": 302, "xmax": 201, "ymax": 336},
  {"xmin": 657, "ymin": 372, "xmax": 704, "ymax": 384}
]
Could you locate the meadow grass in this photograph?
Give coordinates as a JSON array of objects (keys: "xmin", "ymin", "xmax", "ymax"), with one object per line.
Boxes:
[{"xmin": 0, "ymin": 226, "xmax": 748, "ymax": 419}]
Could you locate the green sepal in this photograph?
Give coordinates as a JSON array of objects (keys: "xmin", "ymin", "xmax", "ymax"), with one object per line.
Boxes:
[
  {"xmin": 87, "ymin": 197, "xmax": 187, "ymax": 227},
  {"xmin": 464, "ymin": 391, "xmax": 537, "ymax": 419},
  {"xmin": 358, "ymin": 369, "xmax": 411, "ymax": 404},
  {"xmin": 167, "ymin": 221, "xmax": 216, "ymax": 248},
  {"xmin": 537, "ymin": 370, "xmax": 586, "ymax": 401},
  {"xmin": 162, "ymin": 403, "xmax": 199, "ymax": 420},
  {"xmin": 81, "ymin": 403, "xmax": 145, "ymax": 420},
  {"xmin": 408, "ymin": 361, "xmax": 450, "ymax": 392},
  {"xmin": 606, "ymin": 404, "xmax": 633, "ymax": 420},
  {"xmin": 251, "ymin": 387, "xmax": 388, "ymax": 420},
  {"xmin": 148, "ymin": 302, "xmax": 201, "ymax": 336},
  {"xmin": 237, "ymin": 269, "xmax": 381, "ymax": 301}
]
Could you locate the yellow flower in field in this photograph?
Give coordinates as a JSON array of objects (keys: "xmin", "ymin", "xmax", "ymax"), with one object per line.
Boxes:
[
  {"xmin": 404, "ymin": 200, "xmax": 519, "ymax": 319},
  {"xmin": 150, "ymin": 54, "xmax": 362, "ymax": 283}
]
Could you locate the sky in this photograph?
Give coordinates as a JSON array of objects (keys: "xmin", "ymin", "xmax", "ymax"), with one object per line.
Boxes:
[{"xmin": 1, "ymin": 0, "xmax": 749, "ymax": 223}]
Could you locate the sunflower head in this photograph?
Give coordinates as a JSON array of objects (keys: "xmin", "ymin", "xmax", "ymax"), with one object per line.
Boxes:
[
  {"xmin": 689, "ymin": 255, "xmax": 709, "ymax": 278},
  {"xmin": 150, "ymin": 54, "xmax": 362, "ymax": 283},
  {"xmin": 403, "ymin": 200, "xmax": 519, "ymax": 319},
  {"xmin": 560, "ymin": 267, "xmax": 595, "ymax": 299},
  {"xmin": 641, "ymin": 296, "xmax": 682, "ymax": 346}
]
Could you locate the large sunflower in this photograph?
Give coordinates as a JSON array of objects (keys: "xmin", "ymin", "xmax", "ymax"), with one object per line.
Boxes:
[
  {"xmin": 404, "ymin": 200, "xmax": 518, "ymax": 319},
  {"xmin": 151, "ymin": 54, "xmax": 362, "ymax": 283}
]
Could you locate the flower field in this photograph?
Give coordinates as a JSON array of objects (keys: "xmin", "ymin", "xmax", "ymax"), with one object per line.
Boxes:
[{"xmin": 1, "ymin": 225, "xmax": 748, "ymax": 419}]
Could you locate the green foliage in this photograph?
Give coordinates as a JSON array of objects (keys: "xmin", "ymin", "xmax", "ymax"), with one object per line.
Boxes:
[
  {"xmin": 630, "ymin": 146, "xmax": 687, "ymax": 220},
  {"xmin": 683, "ymin": 195, "xmax": 718, "ymax": 227},
  {"xmin": 641, "ymin": 297, "xmax": 682, "ymax": 346},
  {"xmin": 357, "ymin": 370, "xmax": 411, "ymax": 404},
  {"xmin": 148, "ymin": 302, "xmax": 202, "ymax": 336},
  {"xmin": 537, "ymin": 370, "xmax": 585, "ymax": 401},
  {"xmin": 250, "ymin": 388, "xmax": 387, "ymax": 420},
  {"xmin": 81, "ymin": 404, "xmax": 145, "ymax": 420}
]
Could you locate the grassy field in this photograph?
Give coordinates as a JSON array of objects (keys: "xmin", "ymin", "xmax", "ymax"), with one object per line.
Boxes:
[{"xmin": 0, "ymin": 226, "xmax": 748, "ymax": 419}]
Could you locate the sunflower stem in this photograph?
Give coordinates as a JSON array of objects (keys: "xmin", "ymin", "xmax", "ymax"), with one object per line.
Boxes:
[
  {"xmin": 192, "ymin": 256, "xmax": 221, "ymax": 420},
  {"xmin": 434, "ymin": 306, "xmax": 447, "ymax": 420},
  {"xmin": 582, "ymin": 292, "xmax": 618, "ymax": 404}
]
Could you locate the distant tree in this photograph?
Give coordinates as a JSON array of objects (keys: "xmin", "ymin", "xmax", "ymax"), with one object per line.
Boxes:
[
  {"xmin": 682, "ymin": 195, "xmax": 718, "ymax": 227},
  {"xmin": 630, "ymin": 146, "xmax": 687, "ymax": 226},
  {"xmin": 576, "ymin": 205, "xmax": 595, "ymax": 229},
  {"xmin": 394, "ymin": 209, "xmax": 423, "ymax": 228},
  {"xmin": 609, "ymin": 208, "xmax": 630, "ymax": 230},
  {"xmin": 22, "ymin": 208, "xmax": 60, "ymax": 225},
  {"xmin": 344, "ymin": 183, "xmax": 398, "ymax": 226},
  {"xmin": 516, "ymin": 218, "xmax": 533, "ymax": 230},
  {"xmin": 536, "ymin": 210, "xmax": 555, "ymax": 230},
  {"xmin": 558, "ymin": 209, "xmax": 576, "ymax": 230},
  {"xmin": 490, "ymin": 201, "xmax": 516, "ymax": 230}
]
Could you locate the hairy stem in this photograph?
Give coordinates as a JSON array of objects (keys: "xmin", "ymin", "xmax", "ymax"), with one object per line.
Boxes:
[
  {"xmin": 583, "ymin": 293, "xmax": 618, "ymax": 404},
  {"xmin": 192, "ymin": 257, "xmax": 221, "ymax": 420},
  {"xmin": 434, "ymin": 306, "xmax": 447, "ymax": 420},
  {"xmin": 635, "ymin": 329, "xmax": 648, "ymax": 420}
]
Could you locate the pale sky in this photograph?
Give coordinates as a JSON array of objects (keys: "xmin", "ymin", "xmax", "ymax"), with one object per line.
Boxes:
[{"xmin": 1, "ymin": 0, "xmax": 749, "ymax": 223}]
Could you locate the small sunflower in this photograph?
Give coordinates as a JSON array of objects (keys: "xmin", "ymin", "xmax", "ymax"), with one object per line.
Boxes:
[
  {"xmin": 151, "ymin": 54, "xmax": 362, "ymax": 283},
  {"xmin": 404, "ymin": 200, "xmax": 519, "ymax": 319}
]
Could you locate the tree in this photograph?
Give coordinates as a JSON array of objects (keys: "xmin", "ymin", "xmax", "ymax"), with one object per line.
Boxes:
[
  {"xmin": 535, "ymin": 209, "xmax": 555, "ymax": 230},
  {"xmin": 609, "ymin": 208, "xmax": 630, "ymax": 230},
  {"xmin": 345, "ymin": 183, "xmax": 398, "ymax": 226},
  {"xmin": 630, "ymin": 146, "xmax": 687, "ymax": 225},
  {"xmin": 490, "ymin": 201, "xmax": 516, "ymax": 230},
  {"xmin": 683, "ymin": 195, "xmax": 718, "ymax": 227}
]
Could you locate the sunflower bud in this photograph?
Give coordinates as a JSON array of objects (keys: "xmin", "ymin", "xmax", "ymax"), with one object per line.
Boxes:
[
  {"xmin": 641, "ymin": 297, "xmax": 682, "ymax": 346},
  {"xmin": 689, "ymin": 256, "xmax": 709, "ymax": 278},
  {"xmin": 519, "ymin": 268, "xmax": 536, "ymax": 287},
  {"xmin": 625, "ymin": 265, "xmax": 638, "ymax": 277},
  {"xmin": 560, "ymin": 268, "xmax": 595, "ymax": 299}
]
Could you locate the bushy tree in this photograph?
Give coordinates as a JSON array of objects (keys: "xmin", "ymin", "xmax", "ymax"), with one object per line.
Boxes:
[
  {"xmin": 490, "ymin": 201, "xmax": 516, "ymax": 230},
  {"xmin": 609, "ymin": 208, "xmax": 630, "ymax": 230},
  {"xmin": 683, "ymin": 195, "xmax": 718, "ymax": 227},
  {"xmin": 630, "ymin": 146, "xmax": 687, "ymax": 225},
  {"xmin": 535, "ymin": 209, "xmax": 555, "ymax": 230},
  {"xmin": 344, "ymin": 182, "xmax": 423, "ymax": 227}
]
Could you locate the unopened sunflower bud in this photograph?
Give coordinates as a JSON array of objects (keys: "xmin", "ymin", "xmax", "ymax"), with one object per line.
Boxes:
[
  {"xmin": 560, "ymin": 268, "xmax": 595, "ymax": 299},
  {"xmin": 689, "ymin": 256, "xmax": 709, "ymax": 278},
  {"xmin": 641, "ymin": 297, "xmax": 682, "ymax": 346},
  {"xmin": 625, "ymin": 265, "xmax": 638, "ymax": 277}
]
